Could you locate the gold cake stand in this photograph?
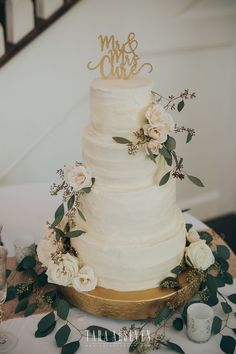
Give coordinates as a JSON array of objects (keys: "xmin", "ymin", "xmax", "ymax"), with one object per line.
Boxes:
[{"xmin": 60, "ymin": 270, "xmax": 200, "ymax": 320}]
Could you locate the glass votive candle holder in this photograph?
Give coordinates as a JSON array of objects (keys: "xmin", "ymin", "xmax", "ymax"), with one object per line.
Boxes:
[
  {"xmin": 187, "ymin": 302, "xmax": 214, "ymax": 343},
  {"xmin": 14, "ymin": 236, "xmax": 36, "ymax": 264}
]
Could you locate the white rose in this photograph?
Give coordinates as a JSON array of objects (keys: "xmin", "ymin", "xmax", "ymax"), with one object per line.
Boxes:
[
  {"xmin": 46, "ymin": 253, "xmax": 79, "ymax": 286},
  {"xmin": 37, "ymin": 233, "xmax": 58, "ymax": 266},
  {"xmin": 64, "ymin": 164, "xmax": 92, "ymax": 192},
  {"xmin": 72, "ymin": 265, "xmax": 97, "ymax": 292},
  {"xmin": 185, "ymin": 240, "xmax": 215, "ymax": 271},
  {"xmin": 143, "ymin": 124, "xmax": 168, "ymax": 143},
  {"xmin": 145, "ymin": 104, "xmax": 175, "ymax": 132},
  {"xmin": 146, "ymin": 139, "xmax": 162, "ymax": 155},
  {"xmin": 186, "ymin": 228, "xmax": 200, "ymax": 243}
]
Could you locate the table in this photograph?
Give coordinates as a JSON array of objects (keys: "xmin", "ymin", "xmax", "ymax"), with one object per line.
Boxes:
[{"xmin": 0, "ymin": 184, "xmax": 235, "ymax": 353}]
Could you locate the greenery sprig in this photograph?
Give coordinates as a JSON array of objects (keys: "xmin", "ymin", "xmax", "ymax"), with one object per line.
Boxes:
[{"xmin": 113, "ymin": 89, "xmax": 204, "ymax": 188}]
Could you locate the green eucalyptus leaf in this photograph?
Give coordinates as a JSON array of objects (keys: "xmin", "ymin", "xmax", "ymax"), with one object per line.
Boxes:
[
  {"xmin": 112, "ymin": 137, "xmax": 131, "ymax": 144},
  {"xmin": 165, "ymin": 135, "xmax": 176, "ymax": 151},
  {"xmin": 211, "ymin": 316, "xmax": 222, "ymax": 334},
  {"xmin": 185, "ymin": 223, "xmax": 193, "ymax": 232},
  {"xmin": 228, "ymin": 294, "xmax": 236, "ymax": 304},
  {"xmin": 166, "ymin": 341, "xmax": 185, "ymax": 353},
  {"xmin": 146, "ymin": 147, "xmax": 157, "ymax": 164},
  {"xmin": 61, "ymin": 341, "xmax": 80, "ymax": 354},
  {"xmin": 171, "ymin": 265, "xmax": 183, "ymax": 275},
  {"xmin": 57, "ymin": 299, "xmax": 70, "ymax": 320},
  {"xmin": 35, "ymin": 322, "xmax": 56, "ymax": 338},
  {"xmin": 55, "ymin": 324, "xmax": 71, "ymax": 347},
  {"xmin": 67, "ymin": 195, "xmax": 75, "ymax": 211},
  {"xmin": 37, "ymin": 312, "xmax": 55, "ymax": 332},
  {"xmin": 186, "ymin": 132, "xmax": 193, "ymax": 144},
  {"xmin": 154, "ymin": 307, "xmax": 173, "ymax": 325},
  {"xmin": 198, "ymin": 231, "xmax": 213, "ymax": 244},
  {"xmin": 82, "ymin": 186, "xmax": 92, "ymax": 193},
  {"xmin": 24, "ymin": 303, "xmax": 38, "ymax": 317},
  {"xmin": 220, "ymin": 335, "xmax": 236, "ymax": 354},
  {"xmin": 87, "ymin": 325, "xmax": 119, "ymax": 342},
  {"xmin": 51, "ymin": 214, "xmax": 64, "ymax": 228},
  {"xmin": 177, "ymin": 100, "xmax": 184, "ymax": 112},
  {"xmin": 54, "ymin": 228, "xmax": 65, "ymax": 241},
  {"xmin": 216, "ymin": 257, "xmax": 229, "ymax": 272},
  {"xmin": 221, "ymin": 302, "xmax": 232, "ymax": 314},
  {"xmin": 159, "ymin": 146, "xmax": 172, "ymax": 160},
  {"xmin": 206, "ymin": 274, "xmax": 217, "ymax": 298},
  {"xmin": 222, "ymin": 272, "xmax": 233, "ymax": 285},
  {"xmin": 159, "ymin": 171, "xmax": 170, "ymax": 186},
  {"xmin": 64, "ymin": 230, "xmax": 85, "ymax": 238},
  {"xmin": 37, "ymin": 270, "xmax": 48, "ymax": 287},
  {"xmin": 173, "ymin": 318, "xmax": 183, "ymax": 331},
  {"xmin": 55, "ymin": 203, "xmax": 64, "ymax": 220},
  {"xmin": 6, "ymin": 286, "xmax": 16, "ymax": 302},
  {"xmin": 216, "ymin": 275, "xmax": 226, "ymax": 288},
  {"xmin": 22, "ymin": 256, "xmax": 36, "ymax": 270},
  {"xmin": 78, "ymin": 208, "xmax": 86, "ymax": 222},
  {"xmin": 203, "ymin": 292, "xmax": 219, "ymax": 306},
  {"xmin": 129, "ymin": 337, "xmax": 141, "ymax": 352},
  {"xmin": 217, "ymin": 245, "xmax": 230, "ymax": 260},
  {"xmin": 15, "ymin": 297, "xmax": 29, "ymax": 313},
  {"xmin": 187, "ymin": 174, "xmax": 204, "ymax": 187}
]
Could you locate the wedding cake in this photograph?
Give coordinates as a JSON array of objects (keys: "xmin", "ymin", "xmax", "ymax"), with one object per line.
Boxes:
[
  {"xmin": 71, "ymin": 78, "xmax": 186, "ymax": 291},
  {"xmin": 38, "ymin": 33, "xmax": 204, "ymax": 298}
]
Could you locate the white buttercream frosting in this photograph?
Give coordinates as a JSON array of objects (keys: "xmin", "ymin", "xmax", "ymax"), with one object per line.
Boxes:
[{"xmin": 72, "ymin": 77, "xmax": 186, "ymax": 291}]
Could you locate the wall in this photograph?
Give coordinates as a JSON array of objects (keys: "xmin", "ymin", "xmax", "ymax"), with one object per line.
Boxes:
[{"xmin": 0, "ymin": 0, "xmax": 236, "ymax": 220}]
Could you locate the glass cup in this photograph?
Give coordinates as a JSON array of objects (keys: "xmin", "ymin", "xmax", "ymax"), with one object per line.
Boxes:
[
  {"xmin": 187, "ymin": 302, "xmax": 214, "ymax": 343},
  {"xmin": 14, "ymin": 236, "xmax": 36, "ymax": 265},
  {"xmin": 0, "ymin": 245, "xmax": 18, "ymax": 353}
]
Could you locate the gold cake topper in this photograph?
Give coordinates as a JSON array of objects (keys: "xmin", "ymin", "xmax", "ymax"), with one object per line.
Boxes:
[{"xmin": 87, "ymin": 32, "xmax": 153, "ymax": 80}]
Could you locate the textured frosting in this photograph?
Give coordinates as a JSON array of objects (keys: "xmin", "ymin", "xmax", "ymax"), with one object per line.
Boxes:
[{"xmin": 72, "ymin": 78, "xmax": 186, "ymax": 291}]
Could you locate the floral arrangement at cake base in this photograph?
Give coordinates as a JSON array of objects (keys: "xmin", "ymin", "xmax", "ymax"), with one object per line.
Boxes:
[{"xmin": 5, "ymin": 225, "xmax": 235, "ymax": 354}]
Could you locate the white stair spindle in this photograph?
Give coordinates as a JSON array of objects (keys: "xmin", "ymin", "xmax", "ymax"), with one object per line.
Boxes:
[
  {"xmin": 35, "ymin": 0, "xmax": 64, "ymax": 20},
  {"xmin": 5, "ymin": 0, "xmax": 34, "ymax": 44},
  {"xmin": 0, "ymin": 23, "xmax": 5, "ymax": 57}
]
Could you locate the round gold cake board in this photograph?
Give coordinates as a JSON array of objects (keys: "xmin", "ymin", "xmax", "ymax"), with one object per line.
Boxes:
[{"xmin": 59, "ymin": 271, "xmax": 200, "ymax": 320}]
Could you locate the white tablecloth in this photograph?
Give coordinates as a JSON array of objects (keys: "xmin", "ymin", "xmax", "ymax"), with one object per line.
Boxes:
[{"xmin": 0, "ymin": 184, "xmax": 235, "ymax": 354}]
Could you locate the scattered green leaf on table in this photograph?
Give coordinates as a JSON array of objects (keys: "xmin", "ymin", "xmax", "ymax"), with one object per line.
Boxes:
[
  {"xmin": 220, "ymin": 336, "xmax": 236, "ymax": 354},
  {"xmin": 15, "ymin": 297, "xmax": 29, "ymax": 313},
  {"xmin": 61, "ymin": 341, "xmax": 80, "ymax": 354},
  {"xmin": 211, "ymin": 316, "xmax": 222, "ymax": 334},
  {"xmin": 55, "ymin": 324, "xmax": 71, "ymax": 347},
  {"xmin": 87, "ymin": 325, "xmax": 119, "ymax": 342},
  {"xmin": 57, "ymin": 299, "xmax": 70, "ymax": 320}
]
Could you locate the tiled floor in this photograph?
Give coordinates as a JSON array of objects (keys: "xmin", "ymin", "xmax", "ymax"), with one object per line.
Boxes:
[{"xmin": 205, "ymin": 213, "xmax": 236, "ymax": 254}]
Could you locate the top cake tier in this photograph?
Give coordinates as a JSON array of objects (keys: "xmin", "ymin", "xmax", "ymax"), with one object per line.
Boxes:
[{"xmin": 90, "ymin": 78, "xmax": 154, "ymax": 136}]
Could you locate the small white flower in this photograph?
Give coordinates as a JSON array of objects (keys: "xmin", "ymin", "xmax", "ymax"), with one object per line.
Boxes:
[
  {"xmin": 143, "ymin": 123, "xmax": 168, "ymax": 143},
  {"xmin": 64, "ymin": 163, "xmax": 92, "ymax": 192},
  {"xmin": 146, "ymin": 139, "xmax": 162, "ymax": 155},
  {"xmin": 185, "ymin": 240, "xmax": 215, "ymax": 271},
  {"xmin": 46, "ymin": 253, "xmax": 79, "ymax": 286},
  {"xmin": 186, "ymin": 228, "xmax": 200, "ymax": 243},
  {"xmin": 145, "ymin": 103, "xmax": 175, "ymax": 132},
  {"xmin": 72, "ymin": 265, "xmax": 97, "ymax": 292},
  {"xmin": 37, "ymin": 233, "xmax": 58, "ymax": 266}
]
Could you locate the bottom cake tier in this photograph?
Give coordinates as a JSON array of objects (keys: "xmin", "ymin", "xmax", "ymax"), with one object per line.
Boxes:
[{"xmin": 72, "ymin": 212, "xmax": 186, "ymax": 291}]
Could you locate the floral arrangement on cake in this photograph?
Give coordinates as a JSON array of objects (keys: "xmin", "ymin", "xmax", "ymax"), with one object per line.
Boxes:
[
  {"xmin": 113, "ymin": 89, "xmax": 204, "ymax": 187},
  {"xmin": 37, "ymin": 162, "xmax": 97, "ymax": 292}
]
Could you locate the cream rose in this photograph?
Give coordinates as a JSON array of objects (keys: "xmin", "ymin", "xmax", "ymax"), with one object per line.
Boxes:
[
  {"xmin": 143, "ymin": 124, "xmax": 168, "ymax": 143},
  {"xmin": 37, "ymin": 234, "xmax": 58, "ymax": 266},
  {"xmin": 46, "ymin": 253, "xmax": 79, "ymax": 286},
  {"xmin": 72, "ymin": 265, "xmax": 97, "ymax": 292},
  {"xmin": 186, "ymin": 228, "xmax": 200, "ymax": 243},
  {"xmin": 185, "ymin": 240, "xmax": 215, "ymax": 271},
  {"xmin": 146, "ymin": 139, "xmax": 162, "ymax": 155},
  {"xmin": 64, "ymin": 163, "xmax": 92, "ymax": 192},
  {"xmin": 145, "ymin": 104, "xmax": 175, "ymax": 132}
]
